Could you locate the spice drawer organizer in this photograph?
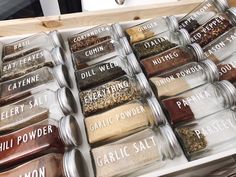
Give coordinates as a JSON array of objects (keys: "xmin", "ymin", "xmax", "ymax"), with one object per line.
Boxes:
[{"xmin": 0, "ymin": 1, "xmax": 236, "ymax": 177}]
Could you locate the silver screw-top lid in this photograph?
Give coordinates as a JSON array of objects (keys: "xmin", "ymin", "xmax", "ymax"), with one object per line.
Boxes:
[
  {"xmin": 147, "ymin": 96, "xmax": 166, "ymax": 125},
  {"xmin": 215, "ymin": 80, "xmax": 236, "ymax": 107},
  {"xmin": 53, "ymin": 65, "xmax": 71, "ymax": 88},
  {"xmin": 127, "ymin": 53, "xmax": 142, "ymax": 74},
  {"xmin": 214, "ymin": 0, "xmax": 229, "ymax": 12},
  {"xmin": 119, "ymin": 37, "xmax": 132, "ymax": 55},
  {"xmin": 57, "ymin": 87, "xmax": 77, "ymax": 114},
  {"xmin": 199, "ymin": 59, "xmax": 219, "ymax": 82},
  {"xmin": 166, "ymin": 16, "xmax": 179, "ymax": 31},
  {"xmin": 188, "ymin": 43, "xmax": 204, "ymax": 61},
  {"xmin": 136, "ymin": 73, "xmax": 152, "ymax": 96},
  {"xmin": 112, "ymin": 23, "xmax": 125, "ymax": 38},
  {"xmin": 178, "ymin": 29, "xmax": 191, "ymax": 46},
  {"xmin": 0, "ymin": 42, "xmax": 3, "ymax": 61},
  {"xmin": 51, "ymin": 47, "xmax": 66, "ymax": 65},
  {"xmin": 59, "ymin": 115, "xmax": 80, "ymax": 146},
  {"xmin": 63, "ymin": 149, "xmax": 84, "ymax": 177},
  {"xmin": 159, "ymin": 125, "xmax": 182, "ymax": 159},
  {"xmin": 49, "ymin": 30, "xmax": 65, "ymax": 49},
  {"xmin": 227, "ymin": 7, "xmax": 236, "ymax": 25}
]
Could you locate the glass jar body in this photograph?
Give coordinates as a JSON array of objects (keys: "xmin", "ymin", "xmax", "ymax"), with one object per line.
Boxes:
[
  {"xmin": 150, "ymin": 62, "xmax": 212, "ymax": 99},
  {"xmin": 162, "ymin": 82, "xmax": 230, "ymax": 125},
  {"xmin": 179, "ymin": 0, "xmax": 228, "ymax": 33},
  {"xmin": 175, "ymin": 109, "xmax": 236, "ymax": 161},
  {"xmin": 125, "ymin": 16, "xmax": 178, "ymax": 44}
]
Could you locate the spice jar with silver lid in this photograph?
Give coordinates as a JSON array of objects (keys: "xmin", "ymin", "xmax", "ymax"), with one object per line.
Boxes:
[
  {"xmin": 0, "ymin": 31, "xmax": 64, "ymax": 62},
  {"xmin": 150, "ymin": 59, "xmax": 219, "ymax": 99},
  {"xmin": 190, "ymin": 7, "xmax": 236, "ymax": 47},
  {"xmin": 140, "ymin": 43, "xmax": 204, "ymax": 77},
  {"xmin": 72, "ymin": 37, "xmax": 132, "ymax": 70},
  {"xmin": 91, "ymin": 125, "xmax": 181, "ymax": 177},
  {"xmin": 0, "ymin": 87, "xmax": 76, "ymax": 134},
  {"xmin": 179, "ymin": 0, "xmax": 229, "ymax": 33},
  {"xmin": 0, "ymin": 47, "xmax": 67, "ymax": 82},
  {"xmin": 175, "ymin": 109, "xmax": 236, "ymax": 161},
  {"xmin": 0, "ymin": 149, "xmax": 84, "ymax": 177},
  {"xmin": 68, "ymin": 23, "xmax": 124, "ymax": 53},
  {"xmin": 125, "ymin": 16, "xmax": 179, "ymax": 44},
  {"xmin": 132, "ymin": 29, "xmax": 191, "ymax": 60},
  {"xmin": 0, "ymin": 115, "xmax": 80, "ymax": 168},
  {"xmin": 0, "ymin": 65, "xmax": 71, "ymax": 105},
  {"xmin": 79, "ymin": 73, "xmax": 152, "ymax": 116},
  {"xmin": 75, "ymin": 54, "xmax": 138, "ymax": 91},
  {"xmin": 162, "ymin": 80, "xmax": 236, "ymax": 126},
  {"xmin": 203, "ymin": 26, "xmax": 236, "ymax": 64},
  {"xmin": 85, "ymin": 96, "xmax": 166, "ymax": 144}
]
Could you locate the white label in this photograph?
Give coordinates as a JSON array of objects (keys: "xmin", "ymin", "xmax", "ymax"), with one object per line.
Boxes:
[
  {"xmin": 13, "ymin": 40, "xmax": 30, "ymax": 51},
  {"xmin": 85, "ymin": 46, "xmax": 104, "ymax": 57},
  {"xmin": 19, "ymin": 166, "xmax": 45, "ymax": 177},
  {"xmin": 138, "ymin": 21, "xmax": 158, "ymax": 33},
  {"xmin": 152, "ymin": 51, "xmax": 179, "ymax": 65},
  {"xmin": 143, "ymin": 37, "xmax": 168, "ymax": 49}
]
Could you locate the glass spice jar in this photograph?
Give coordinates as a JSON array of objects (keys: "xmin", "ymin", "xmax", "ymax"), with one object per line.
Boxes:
[
  {"xmin": 175, "ymin": 109, "xmax": 236, "ymax": 161},
  {"xmin": 203, "ymin": 26, "xmax": 236, "ymax": 64},
  {"xmin": 0, "ymin": 31, "xmax": 64, "ymax": 62},
  {"xmin": 125, "ymin": 16, "xmax": 178, "ymax": 44},
  {"xmin": 85, "ymin": 96, "xmax": 166, "ymax": 144},
  {"xmin": 207, "ymin": 163, "xmax": 236, "ymax": 177},
  {"xmin": 217, "ymin": 52, "xmax": 236, "ymax": 83},
  {"xmin": 0, "ymin": 47, "xmax": 66, "ymax": 82},
  {"xmin": 162, "ymin": 80, "xmax": 236, "ymax": 126},
  {"xmin": 132, "ymin": 29, "xmax": 191, "ymax": 60},
  {"xmin": 0, "ymin": 65, "xmax": 70, "ymax": 106},
  {"xmin": 72, "ymin": 37, "xmax": 132, "ymax": 70},
  {"xmin": 75, "ymin": 55, "xmax": 139, "ymax": 91},
  {"xmin": 140, "ymin": 43, "xmax": 204, "ymax": 78},
  {"xmin": 190, "ymin": 7, "xmax": 236, "ymax": 47},
  {"xmin": 0, "ymin": 87, "xmax": 76, "ymax": 134},
  {"xmin": 91, "ymin": 126, "xmax": 181, "ymax": 177},
  {"xmin": 0, "ymin": 149, "xmax": 84, "ymax": 177},
  {"xmin": 150, "ymin": 60, "xmax": 219, "ymax": 100},
  {"xmin": 0, "ymin": 115, "xmax": 80, "ymax": 168},
  {"xmin": 179, "ymin": 0, "xmax": 229, "ymax": 33},
  {"xmin": 68, "ymin": 23, "xmax": 124, "ymax": 53},
  {"xmin": 79, "ymin": 73, "xmax": 152, "ymax": 116}
]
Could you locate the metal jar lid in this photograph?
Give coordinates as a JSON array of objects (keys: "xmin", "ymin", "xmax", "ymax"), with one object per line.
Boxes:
[
  {"xmin": 177, "ymin": 29, "xmax": 191, "ymax": 46},
  {"xmin": 147, "ymin": 96, "xmax": 166, "ymax": 125},
  {"xmin": 127, "ymin": 53, "xmax": 142, "ymax": 74},
  {"xmin": 159, "ymin": 125, "xmax": 182, "ymax": 159},
  {"xmin": 215, "ymin": 80, "xmax": 236, "ymax": 107},
  {"xmin": 112, "ymin": 23, "xmax": 125, "ymax": 38},
  {"xmin": 51, "ymin": 47, "xmax": 66, "ymax": 65},
  {"xmin": 49, "ymin": 30, "xmax": 65, "ymax": 49},
  {"xmin": 53, "ymin": 65, "xmax": 71, "ymax": 88},
  {"xmin": 119, "ymin": 37, "xmax": 133, "ymax": 55},
  {"xmin": 63, "ymin": 149, "xmax": 84, "ymax": 177},
  {"xmin": 166, "ymin": 16, "xmax": 179, "ymax": 31},
  {"xmin": 199, "ymin": 59, "xmax": 219, "ymax": 82},
  {"xmin": 187, "ymin": 43, "xmax": 204, "ymax": 61},
  {"xmin": 136, "ymin": 73, "xmax": 152, "ymax": 96},
  {"xmin": 214, "ymin": 0, "xmax": 229, "ymax": 12},
  {"xmin": 226, "ymin": 7, "xmax": 236, "ymax": 25},
  {"xmin": 57, "ymin": 87, "xmax": 77, "ymax": 114},
  {"xmin": 59, "ymin": 115, "xmax": 80, "ymax": 146}
]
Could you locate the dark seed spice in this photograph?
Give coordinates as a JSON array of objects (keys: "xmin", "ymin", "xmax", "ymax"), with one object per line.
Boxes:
[
  {"xmin": 175, "ymin": 127, "xmax": 207, "ymax": 158},
  {"xmin": 75, "ymin": 60, "xmax": 126, "ymax": 91},
  {"xmin": 73, "ymin": 40, "xmax": 116, "ymax": 70},
  {"xmin": 190, "ymin": 15, "xmax": 233, "ymax": 47},
  {"xmin": 132, "ymin": 37, "xmax": 177, "ymax": 60},
  {"xmin": 141, "ymin": 46, "xmax": 195, "ymax": 77},
  {"xmin": 69, "ymin": 35, "xmax": 111, "ymax": 53},
  {"xmin": 79, "ymin": 76, "xmax": 141, "ymax": 116},
  {"xmin": 179, "ymin": 19, "xmax": 200, "ymax": 33}
]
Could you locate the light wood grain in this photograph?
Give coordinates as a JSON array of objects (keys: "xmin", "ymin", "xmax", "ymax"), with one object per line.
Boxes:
[{"xmin": 0, "ymin": 0, "xmax": 235, "ymax": 36}]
